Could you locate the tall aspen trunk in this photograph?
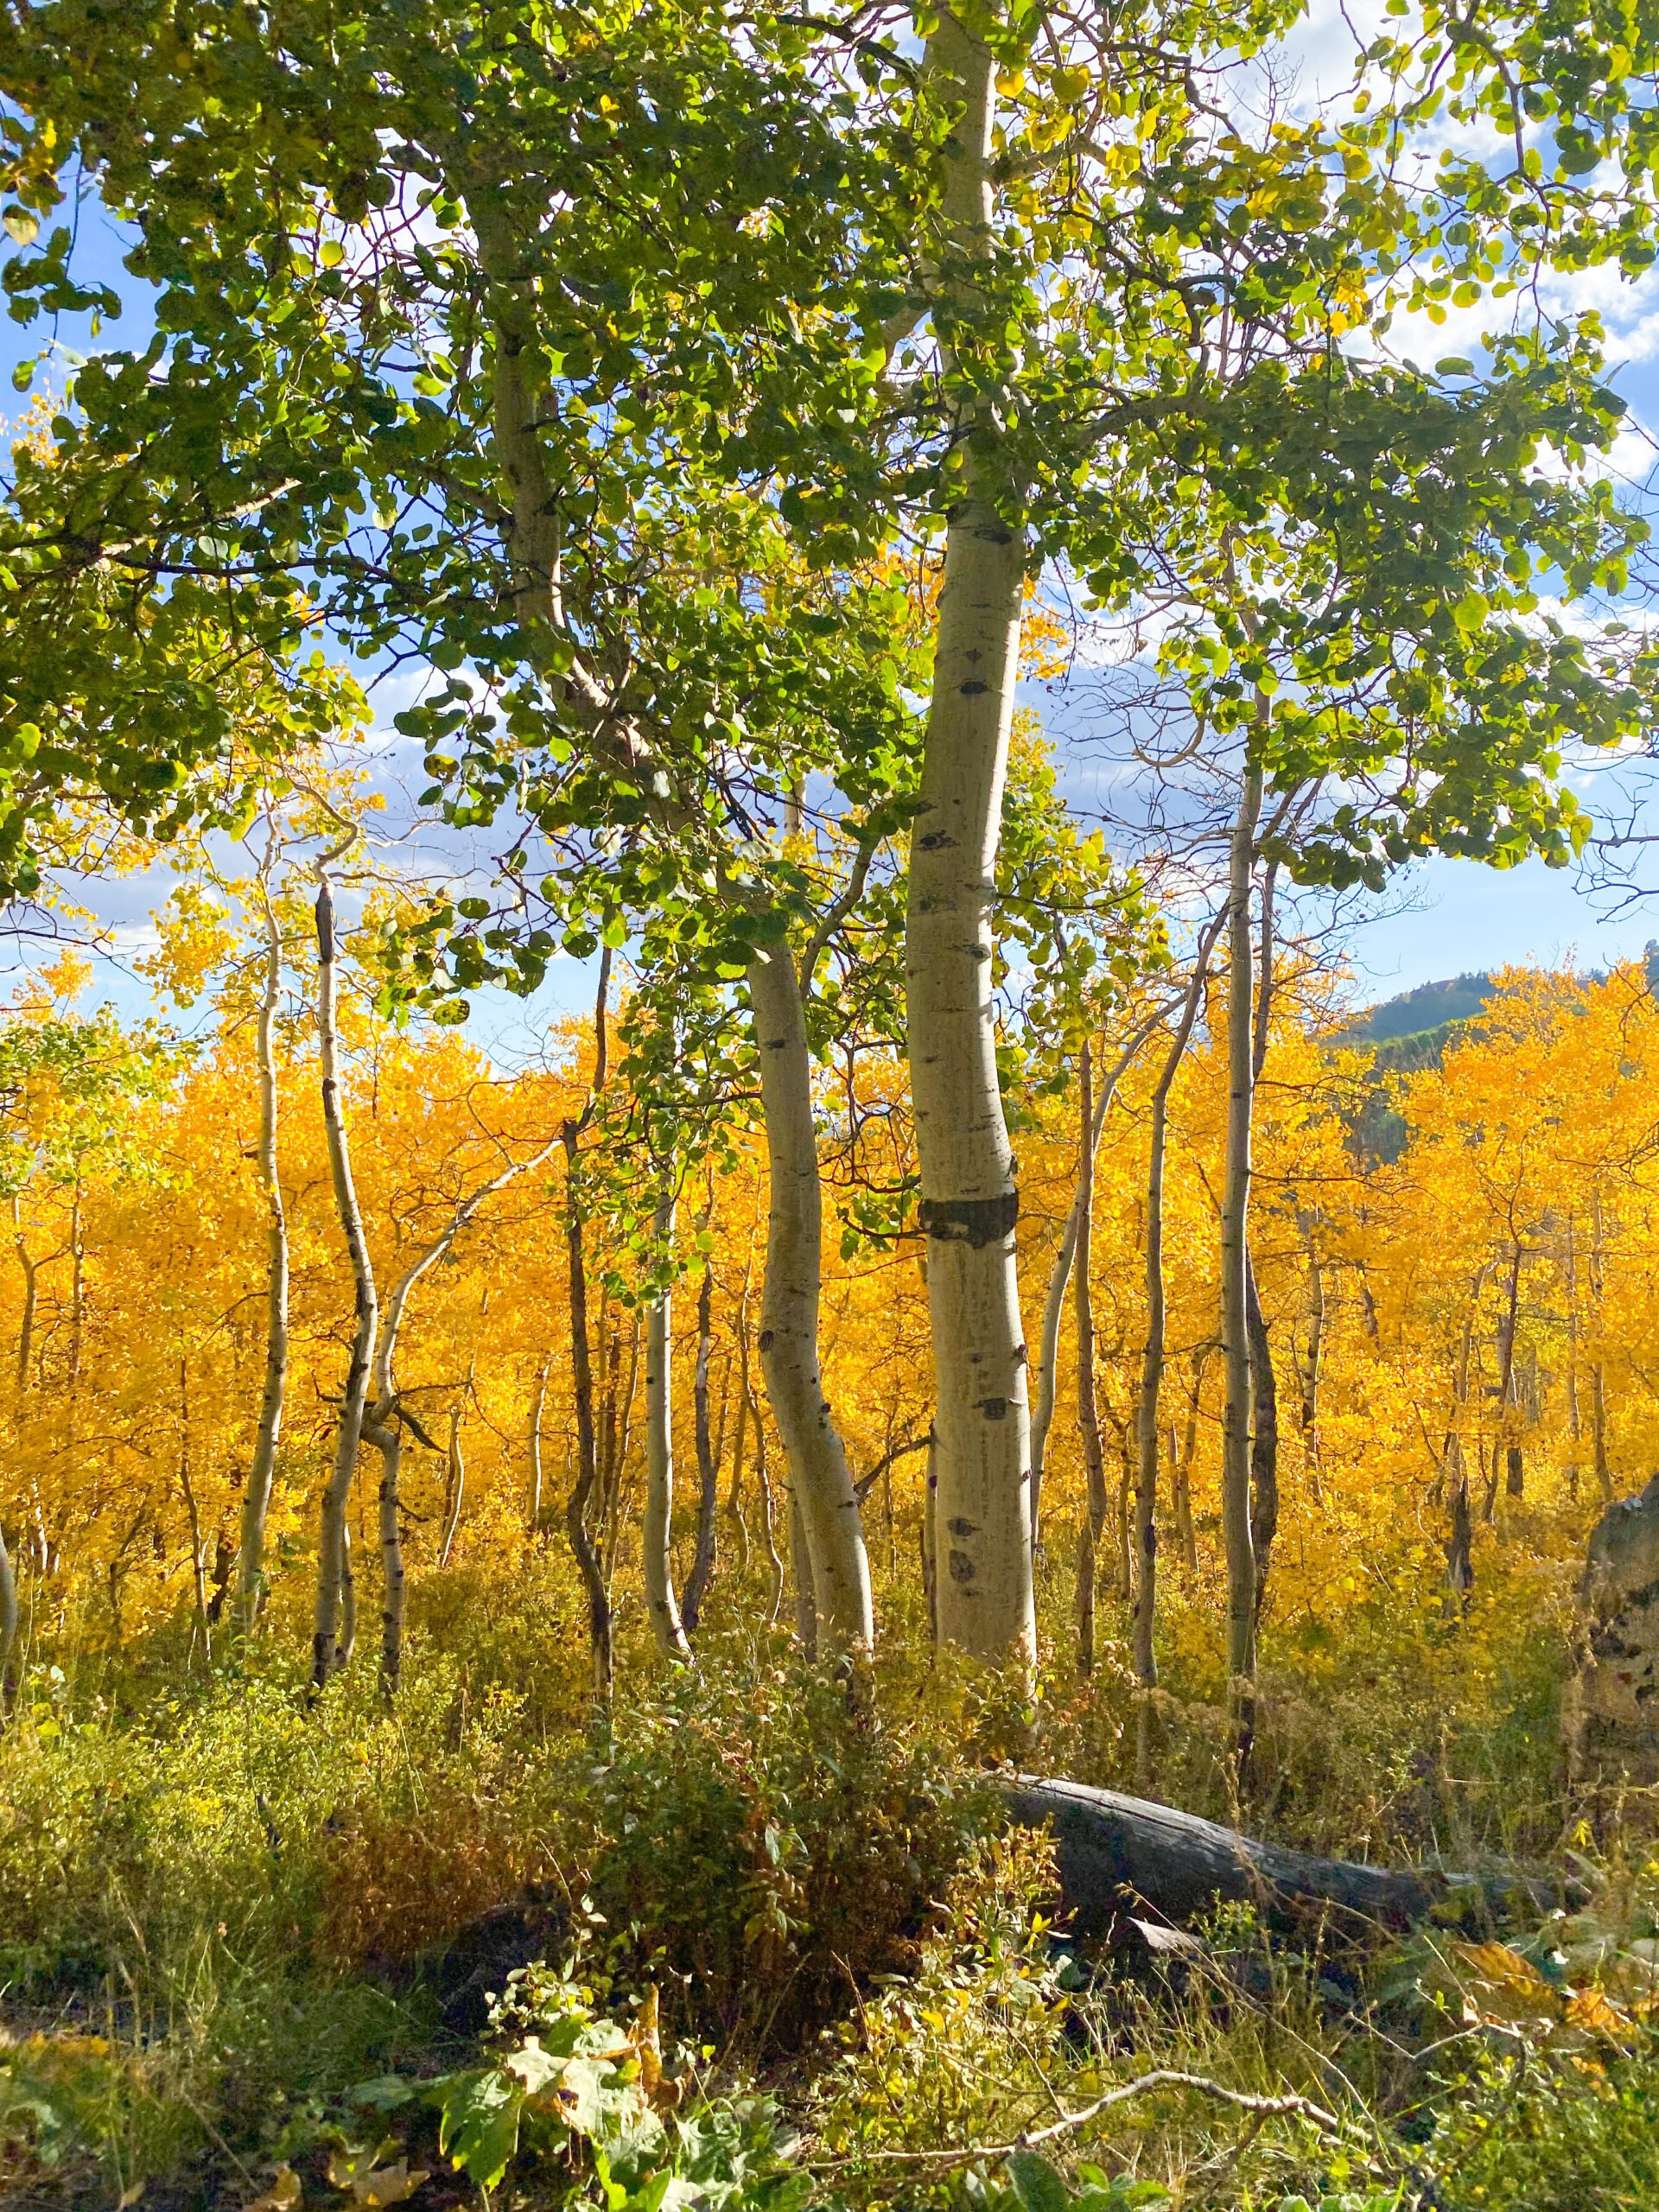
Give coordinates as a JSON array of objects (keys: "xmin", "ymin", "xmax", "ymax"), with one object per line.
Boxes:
[
  {"xmin": 1245, "ymin": 868, "xmax": 1278, "ymax": 1618},
  {"xmin": 1133, "ymin": 964, "xmax": 1210, "ymax": 1687},
  {"xmin": 1444, "ymin": 1279, "xmax": 1482, "ymax": 1599},
  {"xmin": 1175, "ymin": 1347, "xmax": 1206, "ymax": 1572},
  {"xmin": 1483, "ymin": 1244, "xmax": 1523, "ymax": 1522},
  {"xmin": 643, "ymin": 1190, "xmax": 691, "ymax": 1660},
  {"xmin": 1028, "ymin": 1007, "xmax": 1163, "ymax": 1546},
  {"xmin": 0, "ymin": 1516, "xmax": 16, "ymax": 1711},
  {"xmin": 681, "ymin": 1251, "xmax": 720, "ymax": 1634},
  {"xmin": 1564, "ymin": 1222, "xmax": 1583, "ymax": 1504},
  {"xmin": 747, "ymin": 944, "xmax": 872, "ymax": 1648},
  {"xmin": 790, "ymin": 1493, "xmax": 818, "ymax": 1658},
  {"xmin": 527, "ymin": 1362, "xmax": 549, "ymax": 1531},
  {"xmin": 1300, "ymin": 1221, "xmax": 1325, "ymax": 1500},
  {"xmin": 441, "ymin": 1405, "xmax": 467, "ymax": 1567},
  {"xmin": 1074, "ymin": 1043, "xmax": 1107, "ymax": 1678},
  {"xmin": 178, "ymin": 1359, "xmax": 211, "ymax": 1667},
  {"xmin": 338, "ymin": 1520, "xmax": 357, "ymax": 1669},
  {"xmin": 906, "ymin": 10, "xmax": 1033, "ymax": 1668},
  {"xmin": 312, "ymin": 874, "xmax": 378, "ymax": 1694},
  {"xmin": 238, "ymin": 880, "xmax": 289, "ymax": 1637},
  {"xmin": 563, "ymin": 1120, "xmax": 613, "ymax": 1703},
  {"xmin": 1220, "ymin": 770, "xmax": 1262, "ymax": 1693},
  {"xmin": 1590, "ymin": 1189, "xmax": 1612, "ymax": 1502},
  {"xmin": 728, "ymin": 1301, "xmax": 753, "ymax": 1573},
  {"xmin": 362, "ymin": 1412, "xmax": 404, "ymax": 1694}
]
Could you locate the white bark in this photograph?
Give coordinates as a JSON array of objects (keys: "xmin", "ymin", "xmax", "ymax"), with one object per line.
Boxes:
[
  {"xmin": 312, "ymin": 872, "xmax": 378, "ymax": 1692},
  {"xmin": 528, "ymin": 1361, "xmax": 549, "ymax": 1529},
  {"xmin": 0, "ymin": 1515, "xmax": 17, "ymax": 1709},
  {"xmin": 1220, "ymin": 771, "xmax": 1263, "ymax": 1689},
  {"xmin": 1029, "ymin": 1005, "xmax": 1170, "ymax": 1543},
  {"xmin": 906, "ymin": 11, "xmax": 1033, "ymax": 1667},
  {"xmin": 238, "ymin": 876, "xmax": 289, "ymax": 1637},
  {"xmin": 642, "ymin": 1189, "xmax": 692, "ymax": 1660},
  {"xmin": 747, "ymin": 943, "xmax": 873, "ymax": 1649}
]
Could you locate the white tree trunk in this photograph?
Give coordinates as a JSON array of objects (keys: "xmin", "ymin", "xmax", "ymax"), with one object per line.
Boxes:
[
  {"xmin": 747, "ymin": 944, "xmax": 873, "ymax": 1649},
  {"xmin": 312, "ymin": 873, "xmax": 378, "ymax": 1692},
  {"xmin": 238, "ymin": 882, "xmax": 289, "ymax": 1637},
  {"xmin": 1220, "ymin": 771, "xmax": 1263, "ymax": 1690},
  {"xmin": 0, "ymin": 1514, "xmax": 17, "ymax": 1709},
  {"xmin": 642, "ymin": 1190, "xmax": 692, "ymax": 1660},
  {"xmin": 906, "ymin": 12, "xmax": 1033, "ymax": 1668}
]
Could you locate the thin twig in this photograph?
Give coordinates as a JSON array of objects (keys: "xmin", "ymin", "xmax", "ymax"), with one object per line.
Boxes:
[{"xmin": 810, "ymin": 2070, "xmax": 1345, "ymax": 2168}]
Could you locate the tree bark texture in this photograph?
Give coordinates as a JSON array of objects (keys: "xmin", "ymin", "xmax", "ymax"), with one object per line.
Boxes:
[
  {"xmin": 643, "ymin": 1189, "xmax": 692, "ymax": 1661},
  {"xmin": 238, "ymin": 880, "xmax": 289, "ymax": 1638},
  {"xmin": 906, "ymin": 11, "xmax": 1033, "ymax": 1669},
  {"xmin": 681, "ymin": 1254, "xmax": 721, "ymax": 1634},
  {"xmin": 747, "ymin": 943, "xmax": 872, "ymax": 1649},
  {"xmin": 563, "ymin": 1128, "xmax": 613, "ymax": 1704},
  {"xmin": 312, "ymin": 874, "xmax": 378, "ymax": 1694},
  {"xmin": 1245, "ymin": 1256, "xmax": 1279, "ymax": 1622},
  {"xmin": 1220, "ymin": 770, "xmax": 1262, "ymax": 1688}
]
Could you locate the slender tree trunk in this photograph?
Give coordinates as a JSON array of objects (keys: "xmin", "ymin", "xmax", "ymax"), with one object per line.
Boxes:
[
  {"xmin": 1175, "ymin": 1348, "xmax": 1205, "ymax": 1571},
  {"xmin": 1245, "ymin": 1257, "xmax": 1279, "ymax": 1622},
  {"xmin": 1564, "ymin": 1221, "xmax": 1582, "ymax": 1504},
  {"xmin": 1299, "ymin": 1218, "xmax": 1324, "ymax": 1501},
  {"xmin": 440, "ymin": 1404, "xmax": 467, "ymax": 1567},
  {"xmin": 643, "ymin": 1189, "xmax": 692, "ymax": 1660},
  {"xmin": 728, "ymin": 1304, "xmax": 753, "ymax": 1573},
  {"xmin": 681, "ymin": 1250, "xmax": 721, "ymax": 1633},
  {"xmin": 747, "ymin": 943, "xmax": 872, "ymax": 1647},
  {"xmin": 1133, "ymin": 938, "xmax": 1215, "ymax": 1687},
  {"xmin": 13, "ymin": 1200, "xmax": 37, "ymax": 1393},
  {"xmin": 238, "ymin": 883, "xmax": 289, "ymax": 1637},
  {"xmin": 0, "ymin": 1516, "xmax": 16, "ymax": 1712},
  {"xmin": 1483, "ymin": 1243, "xmax": 1523, "ymax": 1522},
  {"xmin": 754, "ymin": 1390, "xmax": 785, "ymax": 1625},
  {"xmin": 312, "ymin": 874, "xmax": 378, "ymax": 1694},
  {"xmin": 563, "ymin": 1120, "xmax": 613, "ymax": 1703},
  {"xmin": 527, "ymin": 1361, "xmax": 549, "ymax": 1531},
  {"xmin": 177, "ymin": 1358, "xmax": 211, "ymax": 1668},
  {"xmin": 1074, "ymin": 1042, "xmax": 1106, "ymax": 1678},
  {"xmin": 1220, "ymin": 770, "xmax": 1263, "ymax": 1692},
  {"xmin": 1028, "ymin": 1006, "xmax": 1164, "ymax": 1547},
  {"xmin": 1590, "ymin": 1189, "xmax": 1612, "ymax": 1503},
  {"xmin": 362, "ymin": 1413, "xmax": 404, "ymax": 1694},
  {"xmin": 906, "ymin": 11, "xmax": 1033, "ymax": 1668},
  {"xmin": 338, "ymin": 1519, "xmax": 357, "ymax": 1669},
  {"xmin": 1445, "ymin": 1271, "xmax": 1484, "ymax": 1599},
  {"xmin": 922, "ymin": 1429, "xmax": 939, "ymax": 1644}
]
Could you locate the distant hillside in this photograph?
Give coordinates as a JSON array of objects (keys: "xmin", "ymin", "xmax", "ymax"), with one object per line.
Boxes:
[{"xmin": 1345, "ymin": 973, "xmax": 1494, "ymax": 1043}]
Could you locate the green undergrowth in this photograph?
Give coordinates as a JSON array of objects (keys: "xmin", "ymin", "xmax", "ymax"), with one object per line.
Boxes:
[{"xmin": 1, "ymin": 1568, "xmax": 1649, "ymax": 2209}]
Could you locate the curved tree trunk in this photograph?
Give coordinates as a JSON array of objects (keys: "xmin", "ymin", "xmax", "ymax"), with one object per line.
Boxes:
[
  {"xmin": 747, "ymin": 943, "xmax": 872, "ymax": 1649},
  {"xmin": 906, "ymin": 11, "xmax": 1033, "ymax": 1669},
  {"xmin": 643, "ymin": 1189, "xmax": 692, "ymax": 1661},
  {"xmin": 312, "ymin": 873, "xmax": 378, "ymax": 1694},
  {"xmin": 238, "ymin": 878, "xmax": 289, "ymax": 1638},
  {"xmin": 1220, "ymin": 769, "xmax": 1262, "ymax": 1694}
]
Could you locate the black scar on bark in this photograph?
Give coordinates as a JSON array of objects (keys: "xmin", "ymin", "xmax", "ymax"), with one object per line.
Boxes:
[
  {"xmin": 917, "ymin": 830, "xmax": 957, "ymax": 850},
  {"xmin": 920, "ymin": 1192, "xmax": 1019, "ymax": 1247},
  {"xmin": 977, "ymin": 1397, "xmax": 1008, "ymax": 1421},
  {"xmin": 758, "ymin": 1329, "xmax": 774, "ymax": 1351},
  {"xmin": 947, "ymin": 1516, "xmax": 978, "ymax": 1537},
  {"xmin": 948, "ymin": 1548, "xmax": 976, "ymax": 1583},
  {"xmin": 959, "ymin": 680, "xmax": 989, "ymax": 695}
]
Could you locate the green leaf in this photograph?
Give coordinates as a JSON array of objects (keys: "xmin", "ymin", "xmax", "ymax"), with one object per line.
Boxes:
[
  {"xmin": 431, "ymin": 2068, "xmax": 524, "ymax": 2190},
  {"xmin": 2, "ymin": 206, "xmax": 39, "ymax": 246},
  {"xmin": 1007, "ymin": 2148, "xmax": 1071, "ymax": 2212}
]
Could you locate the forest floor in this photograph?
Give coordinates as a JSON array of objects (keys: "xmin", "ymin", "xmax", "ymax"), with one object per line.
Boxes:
[{"xmin": 3, "ymin": 1554, "xmax": 1658, "ymax": 2212}]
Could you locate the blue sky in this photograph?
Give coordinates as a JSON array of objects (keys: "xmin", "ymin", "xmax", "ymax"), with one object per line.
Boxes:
[{"xmin": 7, "ymin": 5, "xmax": 1659, "ymax": 1025}]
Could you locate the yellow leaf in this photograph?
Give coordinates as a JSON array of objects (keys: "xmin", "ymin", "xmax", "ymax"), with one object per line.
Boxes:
[{"xmin": 245, "ymin": 2166, "xmax": 302, "ymax": 2212}]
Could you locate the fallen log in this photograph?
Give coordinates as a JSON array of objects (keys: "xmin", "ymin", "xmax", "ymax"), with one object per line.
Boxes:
[{"xmin": 1007, "ymin": 1776, "xmax": 1543, "ymax": 1941}]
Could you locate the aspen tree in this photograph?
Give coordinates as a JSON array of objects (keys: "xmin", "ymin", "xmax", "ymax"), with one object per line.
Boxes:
[
  {"xmin": 906, "ymin": 9, "xmax": 1033, "ymax": 1668},
  {"xmin": 236, "ymin": 840, "xmax": 289, "ymax": 1638},
  {"xmin": 1219, "ymin": 771, "xmax": 1263, "ymax": 1695},
  {"xmin": 643, "ymin": 1187, "xmax": 692, "ymax": 1662},
  {"xmin": 312, "ymin": 868, "xmax": 378, "ymax": 1693}
]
